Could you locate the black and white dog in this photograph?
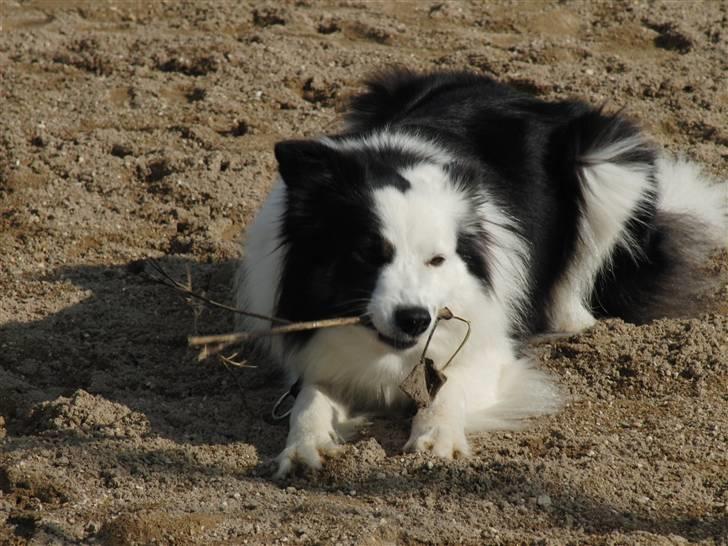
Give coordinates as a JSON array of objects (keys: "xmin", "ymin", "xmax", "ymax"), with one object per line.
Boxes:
[{"xmin": 235, "ymin": 70, "xmax": 726, "ymax": 476}]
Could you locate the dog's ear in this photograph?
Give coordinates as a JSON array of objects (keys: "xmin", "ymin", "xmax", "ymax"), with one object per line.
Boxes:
[{"xmin": 274, "ymin": 140, "xmax": 351, "ymax": 189}]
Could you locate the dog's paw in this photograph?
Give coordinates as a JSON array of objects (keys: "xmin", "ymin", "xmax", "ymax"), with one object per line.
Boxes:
[
  {"xmin": 404, "ymin": 417, "xmax": 470, "ymax": 459},
  {"xmin": 274, "ymin": 434, "xmax": 342, "ymax": 478}
]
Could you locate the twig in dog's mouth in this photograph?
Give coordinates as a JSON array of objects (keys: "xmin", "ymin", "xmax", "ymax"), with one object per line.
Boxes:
[
  {"xmin": 188, "ymin": 316, "xmax": 365, "ymax": 359},
  {"xmin": 143, "ymin": 259, "xmax": 364, "ymax": 358},
  {"xmin": 144, "ymin": 258, "xmax": 471, "ymax": 406}
]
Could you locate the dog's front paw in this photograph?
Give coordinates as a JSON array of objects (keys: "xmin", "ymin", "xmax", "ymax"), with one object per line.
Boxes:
[
  {"xmin": 404, "ymin": 413, "xmax": 470, "ymax": 459},
  {"xmin": 275, "ymin": 433, "xmax": 342, "ymax": 478}
]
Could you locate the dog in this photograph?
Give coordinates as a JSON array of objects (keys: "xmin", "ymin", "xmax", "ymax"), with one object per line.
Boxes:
[{"xmin": 235, "ymin": 69, "xmax": 727, "ymax": 477}]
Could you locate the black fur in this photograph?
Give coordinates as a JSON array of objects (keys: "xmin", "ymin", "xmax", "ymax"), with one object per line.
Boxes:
[{"xmin": 275, "ymin": 140, "xmax": 415, "ymax": 346}]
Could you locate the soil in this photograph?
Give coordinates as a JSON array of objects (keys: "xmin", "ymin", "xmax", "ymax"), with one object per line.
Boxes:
[{"xmin": 1, "ymin": 1, "xmax": 727, "ymax": 544}]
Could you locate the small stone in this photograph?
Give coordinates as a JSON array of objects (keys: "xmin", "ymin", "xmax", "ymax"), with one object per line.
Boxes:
[
  {"xmin": 636, "ymin": 495, "xmax": 650, "ymax": 505},
  {"xmin": 426, "ymin": 461, "xmax": 434, "ymax": 470},
  {"xmin": 537, "ymin": 494, "xmax": 552, "ymax": 508},
  {"xmin": 111, "ymin": 143, "xmax": 133, "ymax": 158}
]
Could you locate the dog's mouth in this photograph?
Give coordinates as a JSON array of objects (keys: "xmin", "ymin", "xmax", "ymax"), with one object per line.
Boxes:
[
  {"xmin": 376, "ymin": 332, "xmax": 418, "ymax": 350},
  {"xmin": 360, "ymin": 316, "xmax": 419, "ymax": 351}
]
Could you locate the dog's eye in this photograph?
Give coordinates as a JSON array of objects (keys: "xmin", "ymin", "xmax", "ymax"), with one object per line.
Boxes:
[
  {"xmin": 427, "ymin": 255, "xmax": 446, "ymax": 267},
  {"xmin": 380, "ymin": 238, "xmax": 395, "ymax": 263},
  {"xmin": 353, "ymin": 236, "xmax": 394, "ymax": 266}
]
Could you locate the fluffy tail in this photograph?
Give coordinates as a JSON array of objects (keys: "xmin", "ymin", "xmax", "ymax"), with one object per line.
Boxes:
[
  {"xmin": 590, "ymin": 155, "xmax": 727, "ymax": 323},
  {"xmin": 465, "ymin": 358, "xmax": 562, "ymax": 432}
]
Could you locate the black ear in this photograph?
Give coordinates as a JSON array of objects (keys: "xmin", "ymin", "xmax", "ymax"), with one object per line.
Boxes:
[{"xmin": 274, "ymin": 139, "xmax": 344, "ymax": 189}]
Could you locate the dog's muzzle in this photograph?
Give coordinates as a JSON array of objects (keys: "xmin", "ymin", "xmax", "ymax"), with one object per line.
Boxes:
[{"xmin": 363, "ymin": 306, "xmax": 431, "ymax": 350}]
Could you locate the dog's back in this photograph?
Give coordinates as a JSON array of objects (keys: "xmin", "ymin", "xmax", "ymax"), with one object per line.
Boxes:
[{"xmin": 344, "ymin": 69, "xmax": 727, "ymax": 334}]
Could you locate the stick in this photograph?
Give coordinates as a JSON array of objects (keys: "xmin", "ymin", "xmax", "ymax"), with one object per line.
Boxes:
[
  {"xmin": 145, "ymin": 258, "xmax": 290, "ymax": 324},
  {"xmin": 189, "ymin": 315, "xmax": 363, "ymax": 353},
  {"xmin": 418, "ymin": 307, "xmax": 470, "ymax": 372}
]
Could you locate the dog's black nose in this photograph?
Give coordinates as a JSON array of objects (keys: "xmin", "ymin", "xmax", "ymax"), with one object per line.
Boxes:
[{"xmin": 394, "ymin": 306, "xmax": 431, "ymax": 337}]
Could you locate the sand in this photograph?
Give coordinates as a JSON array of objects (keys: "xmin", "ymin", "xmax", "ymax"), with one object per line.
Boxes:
[{"xmin": 1, "ymin": 1, "xmax": 726, "ymax": 544}]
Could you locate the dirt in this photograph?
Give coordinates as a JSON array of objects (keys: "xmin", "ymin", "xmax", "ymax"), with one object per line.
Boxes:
[{"xmin": 1, "ymin": 1, "xmax": 727, "ymax": 544}]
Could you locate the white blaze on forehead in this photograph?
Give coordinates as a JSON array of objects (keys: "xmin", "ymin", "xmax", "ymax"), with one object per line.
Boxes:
[
  {"xmin": 372, "ymin": 163, "xmax": 468, "ymax": 257},
  {"xmin": 367, "ymin": 162, "xmax": 471, "ymax": 338}
]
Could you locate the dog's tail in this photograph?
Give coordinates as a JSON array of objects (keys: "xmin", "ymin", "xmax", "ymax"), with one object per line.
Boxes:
[
  {"xmin": 465, "ymin": 358, "xmax": 562, "ymax": 432},
  {"xmin": 590, "ymin": 154, "xmax": 727, "ymax": 323}
]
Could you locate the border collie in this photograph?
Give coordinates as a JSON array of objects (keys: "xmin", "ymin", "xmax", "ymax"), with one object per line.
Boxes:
[{"xmin": 235, "ymin": 70, "xmax": 727, "ymax": 477}]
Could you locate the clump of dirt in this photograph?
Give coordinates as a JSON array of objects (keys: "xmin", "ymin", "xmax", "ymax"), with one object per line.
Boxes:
[
  {"xmin": 0, "ymin": 1, "xmax": 726, "ymax": 544},
  {"xmin": 23, "ymin": 390, "xmax": 151, "ymax": 439},
  {"xmin": 538, "ymin": 315, "xmax": 728, "ymax": 398}
]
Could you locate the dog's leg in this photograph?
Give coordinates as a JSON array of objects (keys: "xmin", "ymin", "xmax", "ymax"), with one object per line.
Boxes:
[
  {"xmin": 404, "ymin": 337, "xmax": 561, "ymax": 456},
  {"xmin": 548, "ymin": 280, "xmax": 598, "ymax": 333},
  {"xmin": 403, "ymin": 348, "xmax": 501, "ymax": 458},
  {"xmin": 404, "ymin": 382, "xmax": 471, "ymax": 458},
  {"xmin": 549, "ymin": 151, "xmax": 655, "ymax": 333},
  {"xmin": 275, "ymin": 384, "xmax": 349, "ymax": 477}
]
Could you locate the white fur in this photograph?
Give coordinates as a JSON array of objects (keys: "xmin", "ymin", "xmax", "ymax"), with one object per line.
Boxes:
[
  {"xmin": 655, "ymin": 155, "xmax": 727, "ymax": 243},
  {"xmin": 476, "ymin": 198, "xmax": 531, "ymax": 329},
  {"xmin": 548, "ymin": 141, "xmax": 654, "ymax": 332},
  {"xmin": 234, "ymin": 180, "xmax": 287, "ymax": 363},
  {"xmin": 368, "ymin": 163, "xmax": 469, "ymax": 340},
  {"xmin": 238, "ymin": 145, "xmax": 561, "ymax": 475},
  {"xmin": 322, "ymin": 131, "xmax": 453, "ymax": 165},
  {"xmin": 275, "ymin": 384, "xmax": 350, "ymax": 478}
]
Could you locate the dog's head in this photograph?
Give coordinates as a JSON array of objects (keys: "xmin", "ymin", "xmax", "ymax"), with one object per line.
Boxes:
[{"xmin": 274, "ymin": 138, "xmax": 488, "ymax": 350}]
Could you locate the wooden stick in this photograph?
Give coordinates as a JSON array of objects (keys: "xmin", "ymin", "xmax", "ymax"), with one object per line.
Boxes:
[{"xmin": 188, "ymin": 315, "xmax": 364, "ymax": 356}]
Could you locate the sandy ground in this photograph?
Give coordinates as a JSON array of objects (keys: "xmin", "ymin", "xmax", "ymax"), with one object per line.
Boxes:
[{"xmin": 1, "ymin": 1, "xmax": 727, "ymax": 544}]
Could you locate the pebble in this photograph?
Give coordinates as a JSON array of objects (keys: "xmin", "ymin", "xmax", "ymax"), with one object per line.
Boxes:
[
  {"xmin": 426, "ymin": 461, "xmax": 434, "ymax": 470},
  {"xmin": 537, "ymin": 494, "xmax": 552, "ymax": 507}
]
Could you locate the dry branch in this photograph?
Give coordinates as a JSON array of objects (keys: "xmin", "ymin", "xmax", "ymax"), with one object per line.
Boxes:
[{"xmin": 188, "ymin": 315, "xmax": 363, "ymax": 359}]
